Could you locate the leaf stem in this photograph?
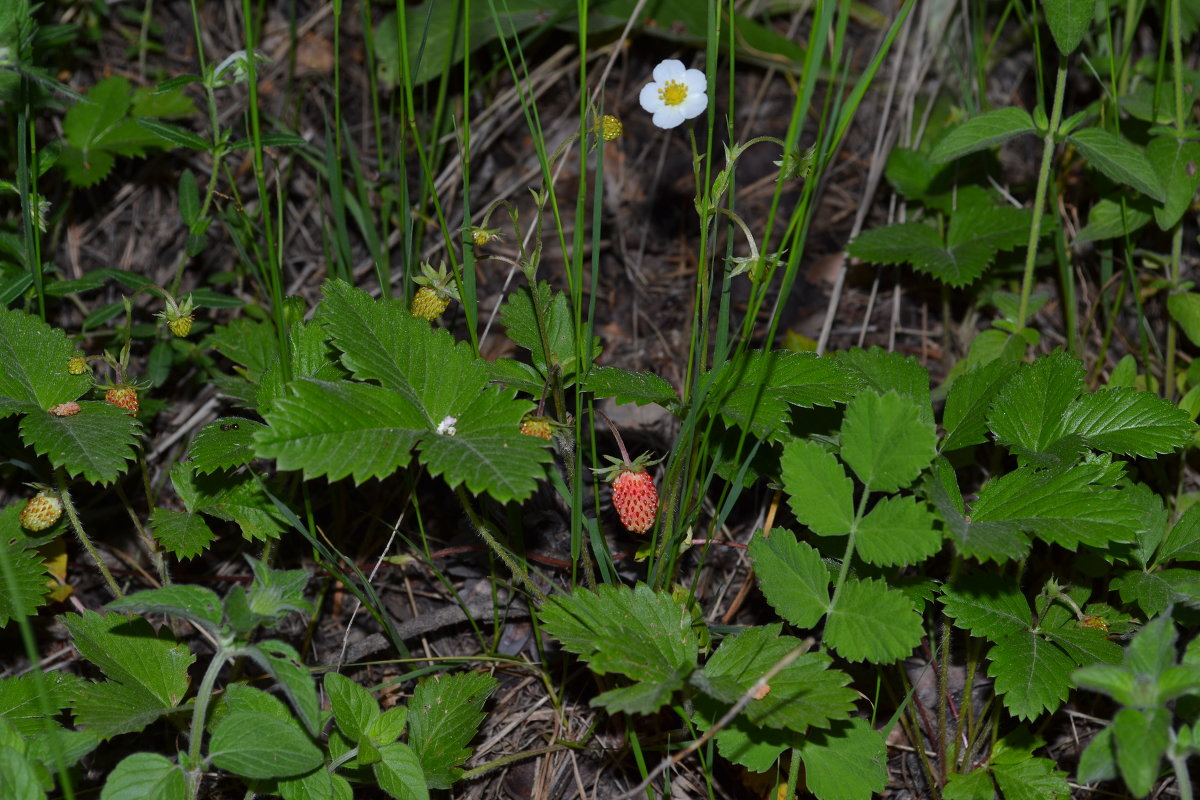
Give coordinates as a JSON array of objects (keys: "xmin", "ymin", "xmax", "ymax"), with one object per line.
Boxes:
[
  {"xmin": 186, "ymin": 646, "xmax": 237, "ymax": 798},
  {"xmin": 454, "ymin": 486, "xmax": 546, "ymax": 604},
  {"xmin": 55, "ymin": 469, "xmax": 122, "ymax": 600},
  {"xmin": 1015, "ymin": 57, "xmax": 1067, "ymax": 333}
]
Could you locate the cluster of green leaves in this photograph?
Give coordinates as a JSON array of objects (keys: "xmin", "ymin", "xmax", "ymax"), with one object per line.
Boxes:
[
  {"xmin": 544, "ymin": 346, "xmax": 1196, "ymax": 799},
  {"xmin": 0, "ymin": 558, "xmax": 494, "ymax": 800}
]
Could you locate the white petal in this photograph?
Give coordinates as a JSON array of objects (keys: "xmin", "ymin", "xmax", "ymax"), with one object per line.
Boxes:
[
  {"xmin": 681, "ymin": 68, "xmax": 707, "ymax": 92},
  {"xmin": 678, "ymin": 92, "xmax": 708, "ymax": 120},
  {"xmin": 653, "ymin": 107, "xmax": 685, "ymax": 129},
  {"xmin": 639, "ymin": 82, "xmax": 663, "ymax": 113},
  {"xmin": 653, "ymin": 59, "xmax": 686, "ymax": 83}
]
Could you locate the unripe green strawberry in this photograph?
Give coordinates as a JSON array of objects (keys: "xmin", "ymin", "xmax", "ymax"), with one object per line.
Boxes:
[
  {"xmin": 67, "ymin": 356, "xmax": 88, "ymax": 375},
  {"xmin": 156, "ymin": 293, "xmax": 196, "ymax": 338},
  {"xmin": 21, "ymin": 490, "xmax": 63, "ymax": 531},
  {"xmin": 520, "ymin": 413, "xmax": 553, "ymax": 440},
  {"xmin": 410, "ymin": 287, "xmax": 450, "ymax": 320},
  {"xmin": 105, "ymin": 386, "xmax": 139, "ymax": 417}
]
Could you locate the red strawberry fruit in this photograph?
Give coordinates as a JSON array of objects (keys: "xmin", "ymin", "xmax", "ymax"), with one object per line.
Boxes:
[
  {"xmin": 593, "ymin": 411, "xmax": 661, "ymax": 534},
  {"xmin": 105, "ymin": 386, "xmax": 139, "ymax": 417}
]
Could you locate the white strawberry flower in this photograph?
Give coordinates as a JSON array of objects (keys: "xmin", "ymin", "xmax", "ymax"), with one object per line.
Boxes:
[
  {"xmin": 436, "ymin": 415, "xmax": 457, "ymax": 436},
  {"xmin": 638, "ymin": 59, "xmax": 707, "ymax": 129}
]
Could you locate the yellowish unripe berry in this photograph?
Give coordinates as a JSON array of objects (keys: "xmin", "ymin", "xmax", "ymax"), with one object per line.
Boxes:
[{"xmin": 67, "ymin": 356, "xmax": 88, "ymax": 375}]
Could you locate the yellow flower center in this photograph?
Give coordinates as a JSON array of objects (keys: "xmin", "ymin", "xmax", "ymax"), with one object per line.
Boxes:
[{"xmin": 657, "ymin": 80, "xmax": 688, "ymax": 106}]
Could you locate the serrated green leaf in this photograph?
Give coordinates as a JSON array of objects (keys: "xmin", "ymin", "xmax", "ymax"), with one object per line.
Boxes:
[
  {"xmin": 373, "ymin": 741, "xmax": 428, "ymax": 800},
  {"xmin": 148, "ymin": 508, "xmax": 215, "ymax": 561},
  {"xmin": 1125, "ymin": 613, "xmax": 1176, "ymax": 679},
  {"xmin": 1043, "ymin": 0, "xmax": 1092, "ymax": 53},
  {"xmin": 62, "ymin": 612, "xmax": 193, "ymax": 738},
  {"xmin": 837, "ymin": 347, "xmax": 933, "ymax": 424},
  {"xmin": 709, "ymin": 350, "xmax": 861, "ymax": 438},
  {"xmin": 988, "ymin": 632, "xmax": 1075, "ymax": 719},
  {"xmin": 992, "ymin": 753, "xmax": 1070, "ymax": 800},
  {"xmin": 367, "ymin": 706, "xmax": 408, "ymax": 746},
  {"xmin": 209, "ymin": 710, "xmax": 322, "ymax": 779},
  {"xmin": 538, "ymin": 584, "xmax": 698, "ymax": 704},
  {"xmin": 1073, "ymin": 197, "xmax": 1154, "ymax": 244},
  {"xmin": 1069, "ymin": 127, "xmax": 1166, "ymax": 202},
  {"xmin": 798, "ymin": 718, "xmax": 888, "ymax": 800},
  {"xmin": 695, "ymin": 706, "xmax": 791, "ymax": 772},
  {"xmin": 18, "ymin": 402, "xmax": 140, "ymax": 484},
  {"xmin": 256, "ymin": 320, "xmax": 348, "ymax": 416},
  {"xmin": 1148, "ymin": 135, "xmax": 1200, "ymax": 229},
  {"xmin": 825, "ymin": 578, "xmax": 923, "ymax": 663},
  {"xmin": 943, "ymin": 769, "xmax": 996, "ymax": 800},
  {"xmin": 748, "ymin": 529, "xmax": 830, "ymax": 628},
  {"xmin": 407, "ymin": 671, "xmax": 496, "ymax": 789},
  {"xmin": 244, "ymin": 641, "xmax": 320, "ymax": 736},
  {"xmin": 930, "ymin": 107, "xmax": 1037, "ymax": 163},
  {"xmin": 500, "ymin": 281, "xmax": 592, "ymax": 377},
  {"xmin": 699, "ymin": 624, "xmax": 854, "ymax": 733},
  {"xmin": 325, "ymin": 672, "xmax": 379, "ymax": 744},
  {"xmin": 1042, "ymin": 626, "xmax": 1123, "ymax": 670},
  {"xmin": 171, "ymin": 462, "xmax": 288, "ymax": 542},
  {"xmin": 1072, "ymin": 663, "xmax": 1136, "ymax": 705},
  {"xmin": 840, "ymin": 391, "xmax": 936, "ymax": 493},
  {"xmin": 0, "ymin": 672, "xmax": 81, "ymax": 736},
  {"xmin": 0, "ymin": 519, "xmax": 49, "ymax": 626},
  {"xmin": 884, "ymin": 146, "xmax": 938, "ymax": 200},
  {"xmin": 926, "ymin": 469, "xmax": 1030, "ymax": 562},
  {"xmin": 971, "ymin": 464, "xmax": 1141, "ymax": 549},
  {"xmin": 415, "ymin": 385, "xmax": 549, "ymax": 503},
  {"xmin": 856, "ymin": 495, "xmax": 941, "ymax": 567},
  {"xmin": 100, "ymin": 752, "xmax": 186, "ymax": 800},
  {"xmin": 987, "ymin": 352, "xmax": 1083, "ymax": 456},
  {"xmin": 188, "ymin": 418, "xmax": 265, "ymax": 473},
  {"xmin": 256, "ymin": 379, "xmax": 425, "ymax": 484},
  {"xmin": 941, "ymin": 574, "xmax": 1030, "ymax": 640},
  {"xmin": 1157, "ymin": 503, "xmax": 1200, "ymax": 564},
  {"xmin": 0, "ymin": 308, "xmax": 92, "ymax": 417},
  {"xmin": 277, "ymin": 767, "xmax": 354, "ymax": 800},
  {"xmin": 1112, "ymin": 707, "xmax": 1169, "ymax": 797},
  {"xmin": 585, "ymin": 366, "xmax": 679, "ymax": 410},
  {"xmin": 1111, "ymin": 570, "xmax": 1180, "ymax": 617},
  {"xmin": 779, "ymin": 439, "xmax": 854, "ymax": 536},
  {"xmin": 0, "ymin": 745, "xmax": 45, "ymax": 800},
  {"xmin": 106, "ymin": 585, "xmax": 223, "ymax": 635},
  {"xmin": 203, "ymin": 317, "xmax": 279, "ymax": 383},
  {"xmin": 1060, "ymin": 387, "xmax": 1194, "ymax": 456},
  {"xmin": 1169, "ymin": 291, "xmax": 1200, "ymax": 349},
  {"xmin": 941, "ymin": 358, "xmax": 1019, "ymax": 451}
]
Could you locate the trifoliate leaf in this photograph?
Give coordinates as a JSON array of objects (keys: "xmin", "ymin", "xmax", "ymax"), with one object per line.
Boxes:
[
  {"xmin": 987, "ymin": 352, "xmax": 1084, "ymax": 457},
  {"xmin": 147, "ymin": 507, "xmax": 215, "ymax": 561},
  {"xmin": 62, "ymin": 612, "xmax": 193, "ymax": 738},
  {"xmin": 988, "ymin": 632, "xmax": 1075, "ymax": 720},
  {"xmin": 825, "ymin": 578, "xmax": 923, "ymax": 663},
  {"xmin": 585, "ymin": 366, "xmax": 679, "ymax": 411},
  {"xmin": 709, "ymin": 350, "xmax": 862, "ymax": 439},
  {"xmin": 970, "ymin": 464, "xmax": 1142, "ymax": 550},
  {"xmin": 208, "ymin": 711, "xmax": 323, "ymax": 779},
  {"xmin": 1069, "ymin": 127, "xmax": 1166, "ymax": 202},
  {"xmin": 840, "ymin": 391, "xmax": 936, "ymax": 493},
  {"xmin": 838, "ymin": 347, "xmax": 934, "ymax": 424},
  {"xmin": 695, "ymin": 709, "xmax": 791, "ymax": 772},
  {"xmin": 780, "ymin": 439, "xmax": 854, "ymax": 536},
  {"xmin": 748, "ymin": 529, "xmax": 830, "ymax": 629},
  {"xmin": 941, "ymin": 575, "xmax": 1030, "ymax": 641},
  {"xmin": 60, "ymin": 76, "xmax": 173, "ymax": 186},
  {"xmin": 856, "ymin": 495, "xmax": 941, "ymax": 567},
  {"xmin": 407, "ymin": 671, "xmax": 496, "ymax": 789},
  {"xmin": 798, "ymin": 718, "xmax": 888, "ymax": 800},
  {"xmin": 18, "ymin": 402, "xmax": 141, "ymax": 485},
  {"xmin": 697, "ymin": 624, "xmax": 854, "ymax": 733},
  {"xmin": 538, "ymin": 584, "xmax": 698, "ymax": 714},
  {"xmin": 0, "ymin": 308, "xmax": 92, "ymax": 418},
  {"xmin": 941, "ymin": 358, "xmax": 1019, "ymax": 451},
  {"xmin": 929, "ymin": 107, "xmax": 1037, "ymax": 163},
  {"xmin": 1060, "ymin": 386, "xmax": 1195, "ymax": 457},
  {"xmin": 171, "ymin": 463, "xmax": 287, "ymax": 542},
  {"xmin": 256, "ymin": 379, "xmax": 425, "ymax": 484},
  {"xmin": 188, "ymin": 418, "xmax": 264, "ymax": 474},
  {"xmin": 925, "ymin": 470, "xmax": 1030, "ymax": 563}
]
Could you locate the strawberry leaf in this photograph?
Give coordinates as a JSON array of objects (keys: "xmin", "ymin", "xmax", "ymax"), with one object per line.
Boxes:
[
  {"xmin": 825, "ymin": 578, "xmax": 923, "ymax": 663},
  {"xmin": 837, "ymin": 347, "xmax": 934, "ymax": 424},
  {"xmin": 941, "ymin": 358, "xmax": 1019, "ymax": 451},
  {"xmin": 171, "ymin": 462, "xmax": 288, "ymax": 542},
  {"xmin": 147, "ymin": 508, "xmax": 214, "ymax": 561},
  {"xmin": 798, "ymin": 718, "xmax": 888, "ymax": 800},
  {"xmin": 748, "ymin": 529, "xmax": 830, "ymax": 629},
  {"xmin": 710, "ymin": 350, "xmax": 862, "ymax": 439},
  {"xmin": 856, "ymin": 495, "xmax": 941, "ymax": 567},
  {"xmin": 840, "ymin": 391, "xmax": 937, "ymax": 493},
  {"xmin": 987, "ymin": 632, "xmax": 1075, "ymax": 720},
  {"xmin": 941, "ymin": 574, "xmax": 1031, "ymax": 641},
  {"xmin": 780, "ymin": 439, "xmax": 854, "ymax": 537},
  {"xmin": 19, "ymin": 402, "xmax": 140, "ymax": 485},
  {"xmin": 0, "ymin": 507, "xmax": 51, "ymax": 626},
  {"xmin": 0, "ymin": 308, "xmax": 92, "ymax": 417},
  {"xmin": 538, "ymin": 584, "xmax": 699, "ymax": 714},
  {"xmin": 61, "ymin": 612, "xmax": 193, "ymax": 738},
  {"xmin": 1059, "ymin": 387, "xmax": 1195, "ymax": 457},
  {"xmin": 585, "ymin": 366, "xmax": 680, "ymax": 411},
  {"xmin": 407, "ymin": 671, "xmax": 496, "ymax": 789},
  {"xmin": 188, "ymin": 418, "xmax": 263, "ymax": 474}
]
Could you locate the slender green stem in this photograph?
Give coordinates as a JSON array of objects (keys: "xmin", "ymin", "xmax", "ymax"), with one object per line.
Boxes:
[
  {"xmin": 1015, "ymin": 58, "xmax": 1067, "ymax": 332},
  {"xmin": 55, "ymin": 469, "xmax": 122, "ymax": 599},
  {"xmin": 785, "ymin": 739, "xmax": 801, "ymax": 799},
  {"xmin": 186, "ymin": 647, "xmax": 237, "ymax": 798},
  {"xmin": 455, "ymin": 486, "xmax": 545, "ymax": 603}
]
